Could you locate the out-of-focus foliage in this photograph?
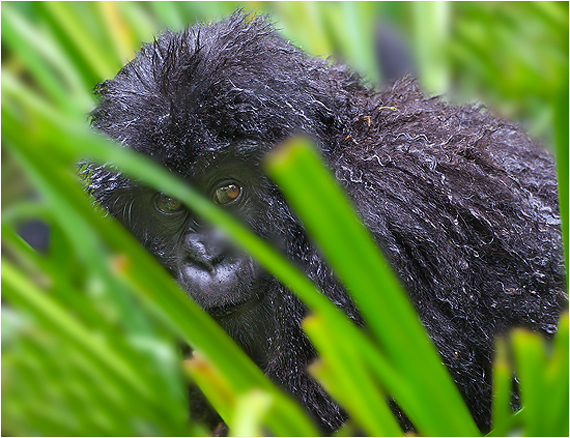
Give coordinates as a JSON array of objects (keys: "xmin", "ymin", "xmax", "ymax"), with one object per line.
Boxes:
[{"xmin": 2, "ymin": 2, "xmax": 568, "ymax": 436}]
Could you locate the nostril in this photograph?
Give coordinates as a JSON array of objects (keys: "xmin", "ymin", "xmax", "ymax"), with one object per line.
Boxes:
[
  {"xmin": 184, "ymin": 233, "xmax": 225, "ymax": 273},
  {"xmin": 189, "ymin": 255, "xmax": 216, "ymax": 274}
]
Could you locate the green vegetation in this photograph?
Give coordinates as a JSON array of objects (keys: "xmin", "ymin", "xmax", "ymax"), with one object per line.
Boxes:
[{"xmin": 2, "ymin": 2, "xmax": 568, "ymax": 436}]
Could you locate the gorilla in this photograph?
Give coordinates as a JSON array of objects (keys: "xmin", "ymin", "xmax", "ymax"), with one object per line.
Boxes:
[{"xmin": 86, "ymin": 12, "xmax": 567, "ymax": 434}]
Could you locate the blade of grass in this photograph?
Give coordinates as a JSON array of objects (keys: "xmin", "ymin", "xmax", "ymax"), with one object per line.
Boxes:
[
  {"xmin": 95, "ymin": 2, "xmax": 137, "ymax": 64},
  {"xmin": 41, "ymin": 1, "xmax": 119, "ymax": 79},
  {"xmin": 489, "ymin": 337, "xmax": 514, "ymax": 436},
  {"xmin": 149, "ymin": 2, "xmax": 186, "ymax": 31},
  {"xmin": 185, "ymin": 352, "xmax": 307, "ymax": 437},
  {"xmin": 183, "ymin": 353, "xmax": 238, "ymax": 428},
  {"xmin": 511, "ymin": 329, "xmax": 549, "ymax": 437},
  {"xmin": 304, "ymin": 314, "xmax": 403, "ymax": 436},
  {"xmin": 554, "ymin": 74, "xmax": 569, "ymax": 275},
  {"xmin": 22, "ymin": 338, "xmax": 128, "ymax": 435},
  {"xmin": 412, "ymin": 1, "xmax": 450, "ymax": 94},
  {"xmin": 274, "ymin": 2, "xmax": 332, "ymax": 57},
  {"xmin": 2, "ymin": 223, "xmax": 184, "ymax": 407},
  {"xmin": 544, "ymin": 313, "xmax": 569, "ymax": 436},
  {"xmin": 114, "ymin": 2, "xmax": 158, "ymax": 46},
  {"xmin": 231, "ymin": 389, "xmax": 274, "ymax": 437},
  {"xmin": 1, "ymin": 5, "xmax": 91, "ymax": 115},
  {"xmin": 322, "ymin": 2, "xmax": 379, "ymax": 83},
  {"xmin": 1, "ymin": 260, "xmax": 149, "ymax": 398}
]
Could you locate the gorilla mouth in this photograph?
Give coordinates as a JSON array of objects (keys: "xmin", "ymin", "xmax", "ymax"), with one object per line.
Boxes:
[
  {"xmin": 206, "ymin": 295, "xmax": 262, "ymax": 319},
  {"xmin": 177, "ymin": 253, "xmax": 265, "ymax": 316}
]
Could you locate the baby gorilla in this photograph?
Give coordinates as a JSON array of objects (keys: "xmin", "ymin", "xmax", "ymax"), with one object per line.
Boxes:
[{"xmin": 87, "ymin": 12, "xmax": 567, "ymax": 434}]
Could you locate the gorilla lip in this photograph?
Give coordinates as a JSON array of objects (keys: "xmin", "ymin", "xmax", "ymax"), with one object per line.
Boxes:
[
  {"xmin": 206, "ymin": 295, "xmax": 261, "ymax": 318},
  {"xmin": 186, "ymin": 257, "xmax": 219, "ymax": 274}
]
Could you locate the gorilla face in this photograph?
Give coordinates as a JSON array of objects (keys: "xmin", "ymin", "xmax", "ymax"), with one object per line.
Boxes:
[
  {"xmin": 100, "ymin": 143, "xmax": 284, "ymax": 316},
  {"xmin": 133, "ymin": 189, "xmax": 263, "ymax": 313},
  {"xmin": 94, "ymin": 139, "xmax": 297, "ymax": 370},
  {"xmin": 87, "ymin": 11, "xmax": 566, "ymax": 435},
  {"xmin": 87, "ymin": 14, "xmax": 363, "ymax": 359},
  {"xmin": 143, "ymin": 173, "xmax": 263, "ymax": 311}
]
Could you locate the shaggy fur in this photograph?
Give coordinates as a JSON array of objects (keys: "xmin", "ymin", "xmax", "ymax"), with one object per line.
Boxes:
[{"xmin": 87, "ymin": 12, "xmax": 567, "ymax": 434}]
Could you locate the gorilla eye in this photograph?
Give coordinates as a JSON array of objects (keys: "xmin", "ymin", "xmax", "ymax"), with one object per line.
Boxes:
[
  {"xmin": 155, "ymin": 194, "xmax": 183, "ymax": 214},
  {"xmin": 213, "ymin": 183, "xmax": 241, "ymax": 205}
]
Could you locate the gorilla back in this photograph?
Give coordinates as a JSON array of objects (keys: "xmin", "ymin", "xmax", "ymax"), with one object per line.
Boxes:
[{"xmin": 87, "ymin": 12, "xmax": 567, "ymax": 434}]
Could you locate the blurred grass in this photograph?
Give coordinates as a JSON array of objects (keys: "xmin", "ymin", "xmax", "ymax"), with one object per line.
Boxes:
[{"xmin": 2, "ymin": 1, "xmax": 568, "ymax": 436}]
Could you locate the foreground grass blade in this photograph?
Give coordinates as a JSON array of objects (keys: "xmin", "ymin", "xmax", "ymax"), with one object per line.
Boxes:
[
  {"xmin": 489, "ymin": 337, "xmax": 514, "ymax": 437},
  {"xmin": 304, "ymin": 315, "xmax": 403, "ymax": 436},
  {"xmin": 2, "ymin": 260, "xmax": 150, "ymax": 398},
  {"xmin": 231, "ymin": 389, "xmax": 274, "ymax": 437},
  {"xmin": 554, "ymin": 76, "xmax": 569, "ymax": 274},
  {"xmin": 511, "ymin": 329, "xmax": 549, "ymax": 437},
  {"xmin": 264, "ymin": 137, "xmax": 479, "ymax": 436},
  {"xmin": 511, "ymin": 314, "xmax": 569, "ymax": 437},
  {"xmin": 184, "ymin": 355, "xmax": 284, "ymax": 437},
  {"xmin": 549, "ymin": 313, "xmax": 570, "ymax": 436},
  {"xmin": 40, "ymin": 1, "xmax": 119, "ymax": 80}
]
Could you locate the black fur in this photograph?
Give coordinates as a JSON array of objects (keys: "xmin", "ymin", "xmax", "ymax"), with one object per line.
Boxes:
[{"xmin": 87, "ymin": 12, "xmax": 567, "ymax": 434}]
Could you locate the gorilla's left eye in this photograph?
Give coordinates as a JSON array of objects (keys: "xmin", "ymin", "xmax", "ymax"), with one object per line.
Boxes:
[
  {"xmin": 155, "ymin": 194, "xmax": 184, "ymax": 213},
  {"xmin": 213, "ymin": 183, "xmax": 242, "ymax": 205}
]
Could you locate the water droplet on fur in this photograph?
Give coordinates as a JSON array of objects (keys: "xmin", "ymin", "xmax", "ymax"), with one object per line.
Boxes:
[{"xmin": 544, "ymin": 324, "xmax": 557, "ymax": 334}]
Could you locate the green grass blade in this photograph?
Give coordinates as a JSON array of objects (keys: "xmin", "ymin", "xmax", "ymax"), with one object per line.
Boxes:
[
  {"xmin": 545, "ymin": 313, "xmax": 569, "ymax": 436},
  {"xmin": 554, "ymin": 74, "xmax": 569, "ymax": 275},
  {"xmin": 511, "ymin": 329, "xmax": 549, "ymax": 437},
  {"xmin": 304, "ymin": 315, "xmax": 403, "ymax": 436},
  {"xmin": 40, "ymin": 1, "xmax": 119, "ymax": 79},
  {"xmin": 489, "ymin": 337, "xmax": 514, "ymax": 437},
  {"xmin": 412, "ymin": 1, "xmax": 450, "ymax": 94},
  {"xmin": 231, "ymin": 389, "xmax": 274, "ymax": 437},
  {"xmin": 1, "ymin": 260, "xmax": 186, "ymax": 434},
  {"xmin": 1, "ymin": 5, "xmax": 90, "ymax": 114}
]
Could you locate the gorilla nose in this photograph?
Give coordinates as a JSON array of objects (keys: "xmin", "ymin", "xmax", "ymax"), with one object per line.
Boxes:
[{"xmin": 183, "ymin": 233, "xmax": 226, "ymax": 273}]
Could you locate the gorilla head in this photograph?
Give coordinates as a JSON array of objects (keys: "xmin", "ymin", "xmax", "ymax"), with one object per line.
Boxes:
[{"xmin": 87, "ymin": 12, "xmax": 567, "ymax": 434}]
